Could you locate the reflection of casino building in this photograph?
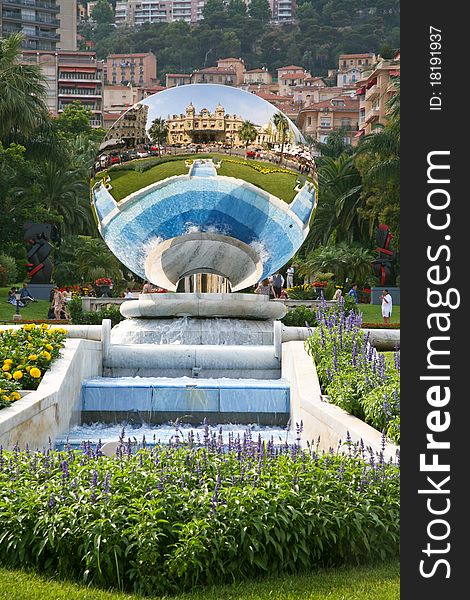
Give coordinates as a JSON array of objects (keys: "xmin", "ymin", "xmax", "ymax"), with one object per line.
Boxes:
[
  {"xmin": 105, "ymin": 103, "xmax": 150, "ymax": 147},
  {"xmin": 167, "ymin": 103, "xmax": 276, "ymax": 146}
]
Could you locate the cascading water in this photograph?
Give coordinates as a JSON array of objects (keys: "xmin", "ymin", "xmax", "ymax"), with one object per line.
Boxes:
[
  {"xmin": 55, "ymin": 422, "xmax": 295, "ymax": 451},
  {"xmin": 110, "ymin": 316, "xmax": 275, "ymax": 346}
]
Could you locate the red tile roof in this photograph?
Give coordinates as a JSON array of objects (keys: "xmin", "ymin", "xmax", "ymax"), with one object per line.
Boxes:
[
  {"xmin": 303, "ymin": 97, "xmax": 359, "ymax": 111},
  {"xmin": 280, "ymin": 72, "xmax": 307, "ymax": 80},
  {"xmin": 194, "ymin": 66, "xmax": 236, "ymax": 74},
  {"xmin": 108, "ymin": 53, "xmax": 154, "ymax": 58},
  {"xmin": 339, "ymin": 53, "xmax": 375, "ymax": 59},
  {"xmin": 277, "ymin": 65, "xmax": 304, "ymax": 71}
]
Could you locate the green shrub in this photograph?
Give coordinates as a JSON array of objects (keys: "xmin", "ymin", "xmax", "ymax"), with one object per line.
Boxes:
[
  {"xmin": 281, "ymin": 305, "xmax": 317, "ymax": 327},
  {"xmin": 0, "ymin": 437, "xmax": 399, "ymax": 595},
  {"xmin": 68, "ymin": 296, "xmax": 124, "ymax": 327},
  {"xmin": 0, "ymin": 253, "xmax": 18, "ymax": 285},
  {"xmin": 304, "ymin": 304, "xmax": 400, "ymax": 444}
]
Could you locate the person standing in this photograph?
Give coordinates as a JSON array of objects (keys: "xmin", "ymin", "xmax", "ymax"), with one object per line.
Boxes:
[
  {"xmin": 52, "ymin": 286, "xmax": 64, "ymax": 320},
  {"xmin": 271, "ymin": 271, "xmax": 284, "ymax": 299},
  {"xmin": 381, "ymin": 289, "xmax": 393, "ymax": 323},
  {"xmin": 255, "ymin": 279, "xmax": 274, "ymax": 297},
  {"xmin": 332, "ymin": 287, "xmax": 343, "ymax": 301},
  {"xmin": 286, "ymin": 265, "xmax": 295, "ymax": 289},
  {"xmin": 347, "ymin": 283, "xmax": 358, "ymax": 304}
]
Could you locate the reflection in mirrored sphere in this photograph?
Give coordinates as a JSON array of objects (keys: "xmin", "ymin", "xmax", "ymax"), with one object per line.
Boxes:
[{"xmin": 91, "ymin": 84, "xmax": 317, "ymax": 292}]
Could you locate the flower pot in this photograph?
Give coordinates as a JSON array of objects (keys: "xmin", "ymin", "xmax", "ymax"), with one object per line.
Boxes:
[{"xmin": 98, "ymin": 285, "xmax": 112, "ymax": 298}]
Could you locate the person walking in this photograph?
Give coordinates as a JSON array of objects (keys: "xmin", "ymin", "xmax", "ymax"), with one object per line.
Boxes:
[
  {"xmin": 381, "ymin": 289, "xmax": 393, "ymax": 323},
  {"xmin": 347, "ymin": 283, "xmax": 359, "ymax": 304}
]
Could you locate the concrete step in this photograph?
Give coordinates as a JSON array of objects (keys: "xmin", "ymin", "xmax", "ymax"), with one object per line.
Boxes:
[{"xmin": 81, "ymin": 376, "xmax": 290, "ymax": 425}]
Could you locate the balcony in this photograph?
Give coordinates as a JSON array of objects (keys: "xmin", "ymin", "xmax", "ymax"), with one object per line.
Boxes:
[
  {"xmin": 365, "ymin": 84, "xmax": 379, "ymax": 101},
  {"xmin": 59, "ymin": 103, "xmax": 102, "ymax": 112},
  {"xmin": 3, "ymin": 0, "xmax": 59, "ymax": 12},
  {"xmin": 59, "ymin": 73, "xmax": 102, "ymax": 83},
  {"xmin": 2, "ymin": 11, "xmax": 59, "ymax": 26},
  {"xmin": 364, "ymin": 110, "xmax": 379, "ymax": 124},
  {"xmin": 58, "ymin": 89, "xmax": 102, "ymax": 98}
]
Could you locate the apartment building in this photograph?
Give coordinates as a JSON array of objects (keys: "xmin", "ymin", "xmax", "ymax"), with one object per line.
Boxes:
[
  {"xmin": 165, "ymin": 73, "xmax": 191, "ymax": 87},
  {"xmin": 216, "ymin": 57, "xmax": 245, "ymax": 86},
  {"xmin": 103, "ymin": 84, "xmax": 136, "ymax": 113},
  {"xmin": 270, "ymin": 0, "xmax": 296, "ymax": 22},
  {"xmin": 1, "ymin": 0, "xmax": 61, "ymax": 51},
  {"xmin": 336, "ymin": 53, "xmax": 375, "ymax": 88},
  {"xmin": 355, "ymin": 55, "xmax": 400, "ymax": 137},
  {"xmin": 277, "ymin": 65, "xmax": 311, "ymax": 96},
  {"xmin": 105, "ymin": 52, "xmax": 157, "ymax": 87},
  {"xmin": 57, "ymin": 0, "xmax": 77, "ymax": 50},
  {"xmin": 1, "ymin": 0, "xmax": 76, "ymax": 51},
  {"xmin": 21, "ymin": 50, "xmax": 104, "ymax": 126},
  {"xmin": 191, "ymin": 65, "xmax": 236, "ymax": 85},
  {"xmin": 297, "ymin": 96, "xmax": 360, "ymax": 144},
  {"xmin": 243, "ymin": 68, "xmax": 272, "ymax": 85},
  {"xmin": 115, "ymin": 0, "xmax": 198, "ymax": 24},
  {"xmin": 103, "ymin": 103, "xmax": 149, "ymax": 146},
  {"xmin": 289, "ymin": 76, "xmax": 327, "ymax": 105}
]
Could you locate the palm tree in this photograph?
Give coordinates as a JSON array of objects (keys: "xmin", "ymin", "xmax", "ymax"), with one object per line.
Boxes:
[
  {"xmin": 148, "ymin": 117, "xmax": 168, "ymax": 156},
  {"xmin": 16, "ymin": 161, "xmax": 93, "ymax": 236},
  {"xmin": 75, "ymin": 236, "xmax": 124, "ymax": 283},
  {"xmin": 299, "ymin": 242, "xmax": 374, "ymax": 287},
  {"xmin": 238, "ymin": 120, "xmax": 258, "ymax": 159},
  {"xmin": 272, "ymin": 112, "xmax": 289, "ymax": 164},
  {"xmin": 0, "ymin": 33, "xmax": 49, "ymax": 141},
  {"xmin": 300, "ymin": 154, "xmax": 366, "ymax": 254}
]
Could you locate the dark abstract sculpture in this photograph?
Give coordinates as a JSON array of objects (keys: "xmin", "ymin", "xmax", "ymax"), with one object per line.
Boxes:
[
  {"xmin": 23, "ymin": 221, "xmax": 61, "ymax": 284},
  {"xmin": 372, "ymin": 223, "xmax": 397, "ymax": 286}
]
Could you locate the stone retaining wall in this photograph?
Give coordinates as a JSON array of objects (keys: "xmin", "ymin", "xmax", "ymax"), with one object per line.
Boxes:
[{"xmin": 0, "ymin": 339, "xmax": 102, "ymax": 450}]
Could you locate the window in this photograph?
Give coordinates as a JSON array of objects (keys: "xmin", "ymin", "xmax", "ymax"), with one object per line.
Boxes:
[
  {"xmin": 320, "ymin": 118, "xmax": 331, "ymax": 128},
  {"xmin": 343, "ymin": 75, "xmax": 347, "ymax": 84},
  {"xmin": 307, "ymin": 117, "xmax": 312, "ymax": 125},
  {"xmin": 341, "ymin": 118, "xmax": 351, "ymax": 128}
]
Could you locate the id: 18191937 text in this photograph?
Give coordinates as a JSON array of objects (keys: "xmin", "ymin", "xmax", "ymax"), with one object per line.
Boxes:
[{"xmin": 429, "ymin": 26, "xmax": 442, "ymax": 111}]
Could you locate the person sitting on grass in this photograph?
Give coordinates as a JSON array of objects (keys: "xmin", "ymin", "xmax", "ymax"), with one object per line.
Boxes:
[
  {"xmin": 7, "ymin": 287, "xmax": 25, "ymax": 307},
  {"xmin": 20, "ymin": 282, "xmax": 37, "ymax": 303}
]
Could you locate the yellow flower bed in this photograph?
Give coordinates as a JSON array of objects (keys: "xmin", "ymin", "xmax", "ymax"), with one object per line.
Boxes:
[
  {"xmin": 223, "ymin": 158, "xmax": 294, "ymax": 176},
  {"xmin": 0, "ymin": 324, "xmax": 67, "ymax": 409}
]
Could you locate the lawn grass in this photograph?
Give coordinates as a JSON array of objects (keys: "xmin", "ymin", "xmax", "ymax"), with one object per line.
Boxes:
[
  {"xmin": 107, "ymin": 160, "xmax": 189, "ymax": 200},
  {"xmin": 104, "ymin": 154, "xmax": 300, "ymax": 202},
  {"xmin": 359, "ymin": 303, "xmax": 400, "ymax": 326},
  {"xmin": 0, "ymin": 561, "xmax": 399, "ymax": 600},
  {"xmin": 0, "ymin": 285, "xmax": 50, "ymax": 323}
]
